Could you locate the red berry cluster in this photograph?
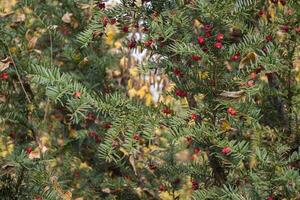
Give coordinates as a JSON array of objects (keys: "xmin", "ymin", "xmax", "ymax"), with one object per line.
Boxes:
[
  {"xmin": 89, "ymin": 131, "xmax": 101, "ymax": 143},
  {"xmin": 227, "ymin": 107, "xmax": 237, "ymax": 116}
]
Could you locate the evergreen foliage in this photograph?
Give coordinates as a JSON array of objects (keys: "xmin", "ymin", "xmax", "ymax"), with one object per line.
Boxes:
[{"xmin": 0, "ymin": 0, "xmax": 300, "ymax": 199}]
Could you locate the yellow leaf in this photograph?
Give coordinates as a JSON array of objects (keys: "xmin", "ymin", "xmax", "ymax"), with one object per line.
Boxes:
[
  {"xmin": 129, "ymin": 67, "xmax": 139, "ymax": 77},
  {"xmin": 198, "ymin": 71, "xmax": 209, "ymax": 79},
  {"xmin": 238, "ymin": 52, "xmax": 257, "ymax": 70},
  {"xmin": 79, "ymin": 162, "xmax": 92, "ymax": 170},
  {"xmin": 145, "ymin": 93, "xmax": 153, "ymax": 106},
  {"xmin": 128, "ymin": 88, "xmax": 137, "ymax": 98},
  {"xmin": 220, "ymin": 120, "xmax": 232, "ymax": 132}
]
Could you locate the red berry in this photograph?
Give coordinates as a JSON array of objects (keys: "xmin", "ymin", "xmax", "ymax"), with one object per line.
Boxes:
[
  {"xmin": 191, "ymin": 113, "xmax": 198, "ymax": 120},
  {"xmin": 133, "ymin": 133, "xmax": 140, "ymax": 141},
  {"xmin": 86, "ymin": 113, "xmax": 96, "ymax": 121},
  {"xmin": 159, "ymin": 184, "xmax": 166, "ymax": 191},
  {"xmin": 0, "ymin": 73, "xmax": 9, "ymax": 80},
  {"xmin": 162, "ymin": 107, "xmax": 172, "ymax": 115},
  {"xmin": 250, "ymin": 72, "xmax": 257, "ymax": 79},
  {"xmin": 202, "ymin": 47, "xmax": 209, "ymax": 52},
  {"xmin": 216, "ymin": 33, "xmax": 224, "ymax": 41},
  {"xmin": 144, "ymin": 39, "xmax": 153, "ymax": 47},
  {"xmin": 266, "ymin": 35, "xmax": 273, "ymax": 42},
  {"xmin": 204, "ymin": 24, "xmax": 213, "ymax": 31},
  {"xmin": 122, "ymin": 26, "xmax": 129, "ymax": 33},
  {"xmin": 191, "ymin": 180, "xmax": 199, "ymax": 190},
  {"xmin": 222, "ymin": 146, "xmax": 231, "ymax": 154},
  {"xmin": 148, "ymin": 164, "xmax": 156, "ymax": 170},
  {"xmin": 98, "ymin": 2, "xmax": 105, "ymax": 9},
  {"xmin": 230, "ymin": 52, "xmax": 240, "ymax": 61},
  {"xmin": 173, "ymin": 68, "xmax": 182, "ymax": 77},
  {"xmin": 128, "ymin": 40, "xmax": 136, "ymax": 49},
  {"xmin": 102, "ymin": 122, "xmax": 112, "ymax": 129},
  {"xmin": 25, "ymin": 147, "xmax": 33, "ymax": 154},
  {"xmin": 193, "ymin": 147, "xmax": 201, "ymax": 154},
  {"xmin": 103, "ymin": 16, "xmax": 109, "ymax": 26},
  {"xmin": 247, "ymin": 80, "xmax": 255, "ymax": 87},
  {"xmin": 214, "ymin": 42, "xmax": 222, "ymax": 49},
  {"xmin": 89, "ymin": 131, "xmax": 97, "ymax": 137},
  {"xmin": 227, "ymin": 107, "xmax": 237, "ymax": 116},
  {"xmin": 73, "ymin": 91, "xmax": 81, "ymax": 98},
  {"xmin": 110, "ymin": 18, "xmax": 117, "ymax": 25},
  {"xmin": 205, "ymin": 32, "xmax": 212, "ymax": 38},
  {"xmin": 280, "ymin": 25, "xmax": 290, "ymax": 32},
  {"xmin": 295, "ymin": 26, "xmax": 300, "ymax": 33},
  {"xmin": 271, "ymin": 0, "xmax": 278, "ymax": 3},
  {"xmin": 186, "ymin": 136, "xmax": 192, "ymax": 143},
  {"xmin": 197, "ymin": 36, "xmax": 205, "ymax": 45},
  {"xmin": 175, "ymin": 88, "xmax": 187, "ymax": 97},
  {"xmin": 266, "ymin": 196, "xmax": 274, "ymax": 200},
  {"xmin": 173, "ymin": 178, "xmax": 181, "ymax": 185},
  {"xmin": 258, "ymin": 10, "xmax": 265, "ymax": 17},
  {"xmin": 35, "ymin": 196, "xmax": 43, "ymax": 200},
  {"xmin": 192, "ymin": 55, "xmax": 201, "ymax": 62}
]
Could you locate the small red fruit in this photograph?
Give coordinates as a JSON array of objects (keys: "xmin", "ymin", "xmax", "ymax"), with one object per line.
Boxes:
[
  {"xmin": 227, "ymin": 107, "xmax": 237, "ymax": 116},
  {"xmin": 205, "ymin": 32, "xmax": 212, "ymax": 38},
  {"xmin": 230, "ymin": 52, "xmax": 240, "ymax": 61},
  {"xmin": 191, "ymin": 113, "xmax": 198, "ymax": 120},
  {"xmin": 247, "ymin": 80, "xmax": 255, "ymax": 87},
  {"xmin": 193, "ymin": 147, "xmax": 201, "ymax": 154},
  {"xmin": 162, "ymin": 107, "xmax": 172, "ymax": 115},
  {"xmin": 266, "ymin": 196, "xmax": 274, "ymax": 200},
  {"xmin": 192, "ymin": 55, "xmax": 201, "ymax": 61},
  {"xmin": 186, "ymin": 136, "xmax": 193, "ymax": 143},
  {"xmin": 86, "ymin": 113, "xmax": 96, "ymax": 121},
  {"xmin": 35, "ymin": 196, "xmax": 43, "ymax": 200},
  {"xmin": 89, "ymin": 131, "xmax": 97, "ymax": 137},
  {"xmin": 258, "ymin": 10, "xmax": 265, "ymax": 17},
  {"xmin": 295, "ymin": 26, "xmax": 300, "ymax": 33},
  {"xmin": 73, "ymin": 91, "xmax": 81, "ymax": 98},
  {"xmin": 280, "ymin": 25, "xmax": 290, "ymax": 32},
  {"xmin": 128, "ymin": 40, "xmax": 136, "ymax": 49},
  {"xmin": 173, "ymin": 68, "xmax": 182, "ymax": 77},
  {"xmin": 175, "ymin": 88, "xmax": 187, "ymax": 97},
  {"xmin": 159, "ymin": 184, "xmax": 166, "ymax": 191},
  {"xmin": 216, "ymin": 33, "xmax": 224, "ymax": 41},
  {"xmin": 25, "ymin": 147, "xmax": 33, "ymax": 154},
  {"xmin": 222, "ymin": 146, "xmax": 231, "ymax": 154},
  {"xmin": 191, "ymin": 180, "xmax": 199, "ymax": 190},
  {"xmin": 133, "ymin": 133, "xmax": 140, "ymax": 141},
  {"xmin": 144, "ymin": 39, "xmax": 153, "ymax": 47},
  {"xmin": 98, "ymin": 2, "xmax": 105, "ymax": 9},
  {"xmin": 214, "ymin": 42, "xmax": 222, "ymax": 49},
  {"xmin": 102, "ymin": 122, "xmax": 112, "ymax": 129},
  {"xmin": 0, "ymin": 73, "xmax": 9, "ymax": 80},
  {"xmin": 103, "ymin": 16, "xmax": 109, "ymax": 26},
  {"xmin": 250, "ymin": 72, "xmax": 257, "ymax": 79},
  {"xmin": 148, "ymin": 164, "xmax": 156, "ymax": 170},
  {"xmin": 204, "ymin": 24, "xmax": 213, "ymax": 31},
  {"xmin": 197, "ymin": 36, "xmax": 205, "ymax": 45},
  {"xmin": 110, "ymin": 18, "xmax": 117, "ymax": 25},
  {"xmin": 122, "ymin": 26, "xmax": 129, "ymax": 33},
  {"xmin": 266, "ymin": 35, "xmax": 273, "ymax": 42}
]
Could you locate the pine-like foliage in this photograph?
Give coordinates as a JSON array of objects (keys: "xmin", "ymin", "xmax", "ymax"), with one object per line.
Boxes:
[{"xmin": 0, "ymin": 0, "xmax": 300, "ymax": 200}]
